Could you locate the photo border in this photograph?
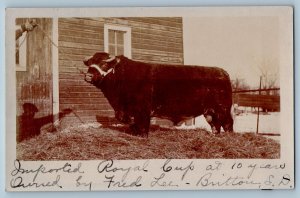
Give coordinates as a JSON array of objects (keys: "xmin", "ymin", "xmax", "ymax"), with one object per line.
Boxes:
[{"xmin": 5, "ymin": 6, "xmax": 294, "ymax": 192}]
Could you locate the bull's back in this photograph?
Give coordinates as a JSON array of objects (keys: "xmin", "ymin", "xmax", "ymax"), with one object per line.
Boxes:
[
  {"xmin": 151, "ymin": 64, "xmax": 232, "ymax": 116},
  {"xmin": 152, "ymin": 64, "xmax": 232, "ymax": 98}
]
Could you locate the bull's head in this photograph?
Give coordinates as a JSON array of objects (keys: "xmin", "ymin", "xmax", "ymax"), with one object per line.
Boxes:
[{"xmin": 83, "ymin": 52, "xmax": 119, "ymax": 84}]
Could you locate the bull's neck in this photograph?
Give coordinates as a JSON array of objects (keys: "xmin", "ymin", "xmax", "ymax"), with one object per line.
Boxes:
[{"xmin": 96, "ymin": 74, "xmax": 120, "ymax": 110}]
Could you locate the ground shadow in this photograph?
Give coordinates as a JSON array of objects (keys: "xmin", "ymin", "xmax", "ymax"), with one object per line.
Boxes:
[
  {"xmin": 17, "ymin": 103, "xmax": 72, "ymax": 142},
  {"xmin": 95, "ymin": 115, "xmax": 129, "ymax": 132},
  {"xmin": 95, "ymin": 115, "xmax": 180, "ymax": 135}
]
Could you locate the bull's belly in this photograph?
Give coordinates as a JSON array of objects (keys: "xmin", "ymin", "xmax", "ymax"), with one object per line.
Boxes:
[
  {"xmin": 151, "ymin": 101, "xmax": 205, "ymax": 123},
  {"xmin": 150, "ymin": 87, "xmax": 232, "ymax": 123}
]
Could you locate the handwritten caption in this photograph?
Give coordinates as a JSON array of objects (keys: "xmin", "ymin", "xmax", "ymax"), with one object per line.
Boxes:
[{"xmin": 9, "ymin": 159, "xmax": 293, "ymax": 191}]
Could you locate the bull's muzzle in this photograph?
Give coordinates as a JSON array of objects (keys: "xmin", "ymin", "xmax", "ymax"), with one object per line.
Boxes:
[{"xmin": 84, "ymin": 73, "xmax": 93, "ymax": 83}]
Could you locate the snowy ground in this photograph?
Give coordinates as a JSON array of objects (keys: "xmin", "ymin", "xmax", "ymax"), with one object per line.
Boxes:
[
  {"xmin": 176, "ymin": 112, "xmax": 280, "ymax": 141},
  {"xmin": 233, "ymin": 112, "xmax": 280, "ymax": 134}
]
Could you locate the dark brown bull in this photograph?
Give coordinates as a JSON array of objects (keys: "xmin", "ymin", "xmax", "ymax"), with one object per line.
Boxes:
[{"xmin": 83, "ymin": 52, "xmax": 233, "ymax": 137}]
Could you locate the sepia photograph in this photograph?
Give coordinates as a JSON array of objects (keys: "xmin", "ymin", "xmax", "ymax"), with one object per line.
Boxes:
[
  {"xmin": 6, "ymin": 7, "xmax": 294, "ymax": 191},
  {"xmin": 15, "ymin": 16, "xmax": 281, "ymax": 160}
]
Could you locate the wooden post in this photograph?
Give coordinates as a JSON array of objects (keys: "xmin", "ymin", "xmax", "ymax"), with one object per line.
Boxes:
[
  {"xmin": 52, "ymin": 17, "xmax": 59, "ymax": 126},
  {"xmin": 256, "ymin": 76, "xmax": 262, "ymax": 134}
]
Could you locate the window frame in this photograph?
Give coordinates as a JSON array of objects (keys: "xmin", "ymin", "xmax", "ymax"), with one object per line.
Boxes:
[{"xmin": 104, "ymin": 24, "xmax": 132, "ymax": 58}]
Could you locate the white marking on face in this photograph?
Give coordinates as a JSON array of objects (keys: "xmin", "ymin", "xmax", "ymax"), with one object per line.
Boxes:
[
  {"xmin": 90, "ymin": 64, "xmax": 114, "ymax": 76},
  {"xmin": 90, "ymin": 64, "xmax": 106, "ymax": 76}
]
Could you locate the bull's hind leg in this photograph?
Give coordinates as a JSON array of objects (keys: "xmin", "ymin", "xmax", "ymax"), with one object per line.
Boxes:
[
  {"xmin": 222, "ymin": 111, "xmax": 234, "ymax": 132},
  {"xmin": 203, "ymin": 108, "xmax": 221, "ymax": 134},
  {"xmin": 223, "ymin": 123, "xmax": 233, "ymax": 132},
  {"xmin": 208, "ymin": 121, "xmax": 221, "ymax": 134}
]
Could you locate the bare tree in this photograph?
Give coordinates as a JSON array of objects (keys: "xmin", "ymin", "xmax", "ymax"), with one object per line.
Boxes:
[
  {"xmin": 257, "ymin": 59, "xmax": 279, "ymax": 95},
  {"xmin": 231, "ymin": 77, "xmax": 250, "ymax": 91}
]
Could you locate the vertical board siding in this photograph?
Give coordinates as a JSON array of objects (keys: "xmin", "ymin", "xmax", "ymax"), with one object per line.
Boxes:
[
  {"xmin": 16, "ymin": 18, "xmax": 53, "ymax": 140},
  {"xmin": 16, "ymin": 18, "xmax": 53, "ymax": 117},
  {"xmin": 58, "ymin": 17, "xmax": 183, "ymax": 126}
]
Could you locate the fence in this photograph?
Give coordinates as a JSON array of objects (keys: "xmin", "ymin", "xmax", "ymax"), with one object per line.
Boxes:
[
  {"xmin": 232, "ymin": 87, "xmax": 280, "ymax": 136},
  {"xmin": 233, "ymin": 90, "xmax": 280, "ymax": 111}
]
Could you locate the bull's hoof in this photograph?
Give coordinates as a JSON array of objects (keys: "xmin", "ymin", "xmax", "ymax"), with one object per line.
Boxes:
[
  {"xmin": 126, "ymin": 125, "xmax": 149, "ymax": 138},
  {"xmin": 136, "ymin": 133, "xmax": 148, "ymax": 138},
  {"xmin": 132, "ymin": 129, "xmax": 149, "ymax": 138},
  {"xmin": 211, "ymin": 126, "xmax": 220, "ymax": 135},
  {"xmin": 223, "ymin": 124, "xmax": 234, "ymax": 133},
  {"xmin": 125, "ymin": 126, "xmax": 136, "ymax": 136}
]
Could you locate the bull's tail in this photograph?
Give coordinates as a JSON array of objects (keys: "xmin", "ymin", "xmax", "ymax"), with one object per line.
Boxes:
[
  {"xmin": 227, "ymin": 104, "xmax": 237, "ymax": 132},
  {"xmin": 230, "ymin": 103, "xmax": 238, "ymax": 120},
  {"xmin": 230, "ymin": 104, "xmax": 235, "ymax": 120}
]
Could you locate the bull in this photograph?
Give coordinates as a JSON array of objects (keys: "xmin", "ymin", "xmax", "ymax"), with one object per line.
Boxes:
[{"xmin": 83, "ymin": 52, "xmax": 233, "ymax": 137}]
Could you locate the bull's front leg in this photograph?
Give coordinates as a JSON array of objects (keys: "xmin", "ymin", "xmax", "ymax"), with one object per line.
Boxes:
[{"xmin": 130, "ymin": 109, "xmax": 151, "ymax": 137}]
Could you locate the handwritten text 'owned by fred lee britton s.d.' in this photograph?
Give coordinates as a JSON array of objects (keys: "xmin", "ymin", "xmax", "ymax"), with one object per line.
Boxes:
[{"xmin": 9, "ymin": 159, "xmax": 292, "ymax": 191}]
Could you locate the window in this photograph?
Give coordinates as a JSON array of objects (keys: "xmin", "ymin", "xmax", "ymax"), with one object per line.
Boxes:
[
  {"xmin": 16, "ymin": 25, "xmax": 27, "ymax": 71},
  {"xmin": 108, "ymin": 30, "xmax": 125, "ymax": 56},
  {"xmin": 104, "ymin": 24, "xmax": 131, "ymax": 58}
]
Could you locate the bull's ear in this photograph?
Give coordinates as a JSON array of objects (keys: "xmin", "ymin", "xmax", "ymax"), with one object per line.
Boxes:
[
  {"xmin": 91, "ymin": 52, "xmax": 110, "ymax": 64},
  {"xmin": 92, "ymin": 52, "xmax": 110, "ymax": 59}
]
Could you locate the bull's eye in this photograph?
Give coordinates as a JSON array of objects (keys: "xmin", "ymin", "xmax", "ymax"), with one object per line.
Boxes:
[{"xmin": 99, "ymin": 62, "xmax": 110, "ymax": 72}]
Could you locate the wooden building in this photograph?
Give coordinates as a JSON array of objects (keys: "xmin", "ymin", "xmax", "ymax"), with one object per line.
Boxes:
[
  {"xmin": 16, "ymin": 17, "xmax": 184, "ymax": 128},
  {"xmin": 58, "ymin": 17, "xmax": 184, "ymax": 126},
  {"xmin": 16, "ymin": 18, "xmax": 53, "ymax": 119}
]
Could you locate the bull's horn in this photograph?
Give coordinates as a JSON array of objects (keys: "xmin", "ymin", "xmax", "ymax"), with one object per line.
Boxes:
[
  {"xmin": 104, "ymin": 55, "xmax": 116, "ymax": 63},
  {"xmin": 83, "ymin": 56, "xmax": 93, "ymax": 66}
]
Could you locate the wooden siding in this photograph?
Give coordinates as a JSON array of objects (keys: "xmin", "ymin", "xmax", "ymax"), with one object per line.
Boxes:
[
  {"xmin": 16, "ymin": 18, "xmax": 53, "ymax": 141},
  {"xmin": 58, "ymin": 17, "xmax": 184, "ymax": 126},
  {"xmin": 16, "ymin": 18, "xmax": 53, "ymax": 117}
]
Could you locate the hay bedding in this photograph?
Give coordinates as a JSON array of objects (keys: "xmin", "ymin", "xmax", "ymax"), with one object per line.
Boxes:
[{"xmin": 17, "ymin": 123, "xmax": 280, "ymax": 160}]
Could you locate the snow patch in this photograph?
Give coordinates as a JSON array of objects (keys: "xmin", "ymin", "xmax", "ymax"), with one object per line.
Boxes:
[
  {"xmin": 60, "ymin": 122, "xmax": 102, "ymax": 133},
  {"xmin": 178, "ymin": 113, "xmax": 280, "ymax": 135}
]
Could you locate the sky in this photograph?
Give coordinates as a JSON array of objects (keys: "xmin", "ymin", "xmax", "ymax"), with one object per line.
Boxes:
[{"xmin": 183, "ymin": 16, "xmax": 279, "ymax": 88}]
